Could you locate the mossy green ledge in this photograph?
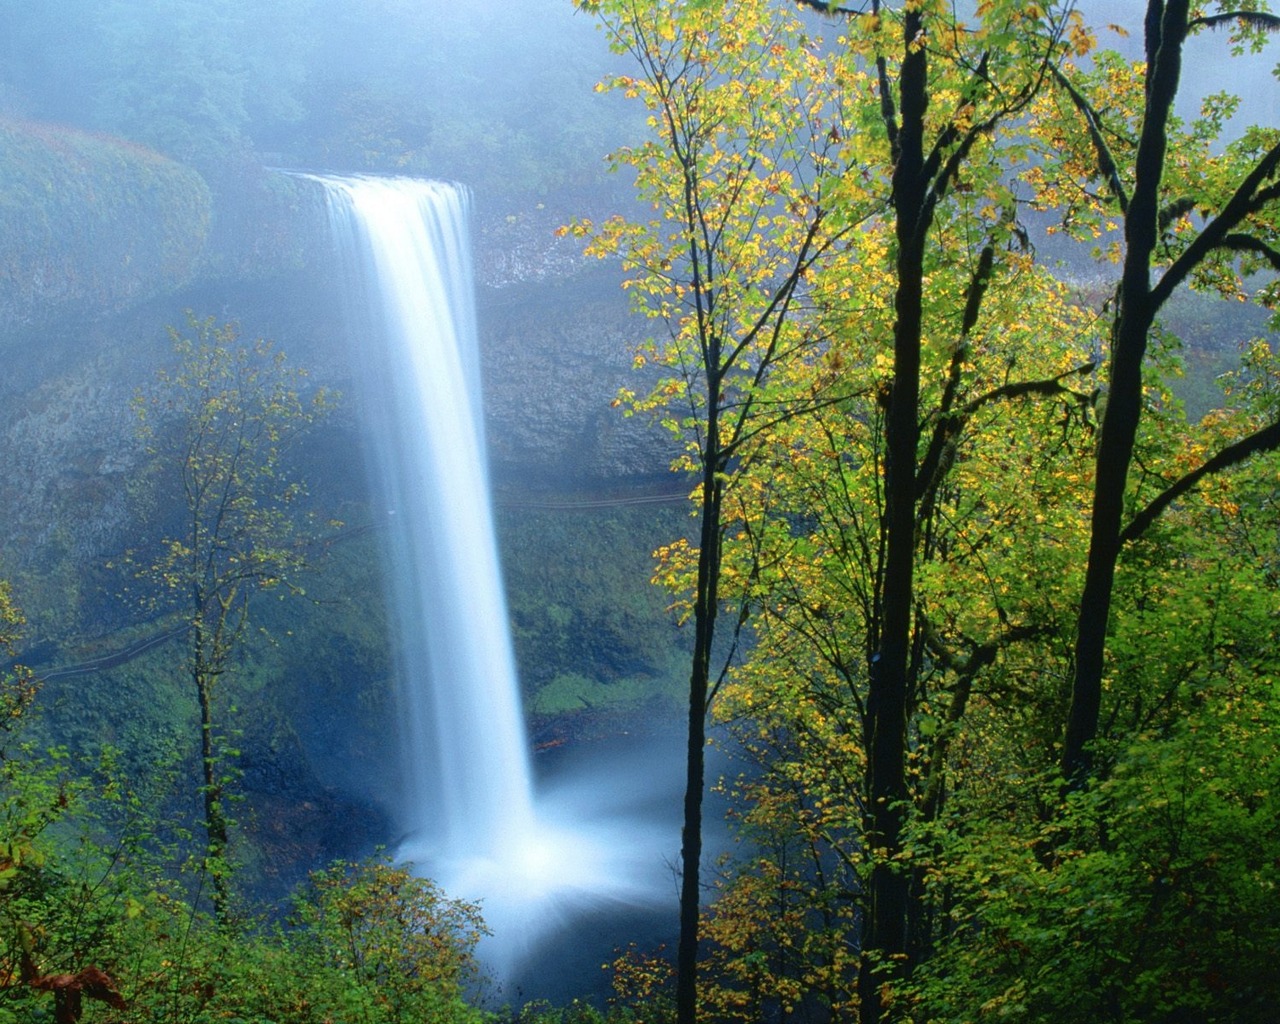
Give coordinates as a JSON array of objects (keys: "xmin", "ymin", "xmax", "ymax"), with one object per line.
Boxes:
[{"xmin": 0, "ymin": 117, "xmax": 212, "ymax": 330}]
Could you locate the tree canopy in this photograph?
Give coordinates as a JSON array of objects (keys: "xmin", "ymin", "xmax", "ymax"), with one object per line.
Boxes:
[{"xmin": 577, "ymin": 0, "xmax": 1280, "ymax": 1020}]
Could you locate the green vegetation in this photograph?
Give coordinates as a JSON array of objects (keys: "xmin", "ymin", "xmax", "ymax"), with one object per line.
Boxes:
[
  {"xmin": 123, "ymin": 316, "xmax": 335, "ymax": 921},
  {"xmin": 0, "ymin": 119, "xmax": 210, "ymax": 325},
  {"xmin": 500, "ymin": 500, "xmax": 690, "ymax": 713},
  {"xmin": 573, "ymin": 0, "xmax": 1280, "ymax": 1021},
  {"xmin": 5, "ymin": 1, "xmax": 1280, "ymax": 1022},
  {"xmin": 0, "ymin": 583, "xmax": 36, "ymax": 729},
  {"xmin": 0, "ymin": 729, "xmax": 488, "ymax": 1023}
]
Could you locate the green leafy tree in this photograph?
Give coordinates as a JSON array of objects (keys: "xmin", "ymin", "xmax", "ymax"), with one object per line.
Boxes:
[
  {"xmin": 0, "ymin": 583, "xmax": 36, "ymax": 736},
  {"xmin": 280, "ymin": 858, "xmax": 488, "ymax": 1024},
  {"xmin": 578, "ymin": 1, "xmax": 1103, "ymax": 1018},
  {"xmin": 1045, "ymin": 1, "xmax": 1280, "ymax": 786},
  {"xmin": 584, "ymin": 3, "xmax": 1280, "ymax": 1021},
  {"xmin": 718, "ymin": 5, "xmax": 1280, "ymax": 1018},
  {"xmin": 132, "ymin": 314, "xmax": 332, "ymax": 923},
  {"xmin": 570, "ymin": 2, "xmax": 863, "ymax": 1018},
  {"xmin": 805, "ymin": 9, "xmax": 1091, "ymax": 1016},
  {"xmin": 904, "ymin": 655, "xmax": 1280, "ymax": 1023},
  {"xmin": 679, "ymin": 2, "xmax": 1091, "ymax": 1017}
]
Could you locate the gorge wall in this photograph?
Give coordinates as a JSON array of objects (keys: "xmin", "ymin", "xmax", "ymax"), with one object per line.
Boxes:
[
  {"xmin": 0, "ymin": 120, "xmax": 673, "ymax": 494},
  {"xmin": 0, "ymin": 127, "xmax": 686, "ymax": 892}
]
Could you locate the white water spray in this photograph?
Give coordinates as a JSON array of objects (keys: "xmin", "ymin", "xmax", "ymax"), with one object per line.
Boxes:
[{"xmin": 312, "ymin": 174, "xmax": 669, "ymax": 981}]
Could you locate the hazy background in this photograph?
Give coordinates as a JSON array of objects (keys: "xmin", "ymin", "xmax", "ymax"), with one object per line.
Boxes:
[
  {"xmin": 0, "ymin": 1, "xmax": 1273, "ymax": 200},
  {"xmin": 0, "ymin": 0, "xmax": 634, "ymax": 196}
]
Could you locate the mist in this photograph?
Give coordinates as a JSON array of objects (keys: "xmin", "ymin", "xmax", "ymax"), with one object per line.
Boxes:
[
  {"xmin": 0, "ymin": 0, "xmax": 1277, "ymax": 1012},
  {"xmin": 0, "ymin": 0, "xmax": 635, "ymax": 195},
  {"xmin": 2, "ymin": 2, "xmax": 1273, "ymax": 195}
]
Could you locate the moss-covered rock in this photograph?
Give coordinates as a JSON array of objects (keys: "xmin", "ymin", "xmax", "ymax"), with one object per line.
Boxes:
[{"xmin": 0, "ymin": 118, "xmax": 212, "ymax": 329}]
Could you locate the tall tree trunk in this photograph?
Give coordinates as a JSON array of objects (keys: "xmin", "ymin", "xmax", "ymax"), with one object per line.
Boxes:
[
  {"xmin": 1062, "ymin": 0, "xmax": 1187, "ymax": 786},
  {"xmin": 860, "ymin": 11, "xmax": 926, "ymax": 1023},
  {"xmin": 676, "ymin": 395, "xmax": 725, "ymax": 1024},
  {"xmin": 197, "ymin": 668, "xmax": 230, "ymax": 924},
  {"xmin": 194, "ymin": 615, "xmax": 231, "ymax": 924}
]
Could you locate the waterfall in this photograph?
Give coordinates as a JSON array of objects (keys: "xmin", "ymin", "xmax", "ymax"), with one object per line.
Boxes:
[
  {"xmin": 319, "ymin": 175, "xmax": 536, "ymax": 860},
  {"xmin": 311, "ymin": 173, "xmax": 670, "ymax": 982}
]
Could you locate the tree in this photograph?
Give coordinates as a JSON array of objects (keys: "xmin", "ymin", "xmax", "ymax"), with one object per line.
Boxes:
[
  {"xmin": 583, "ymin": 2, "xmax": 1280, "ymax": 1020},
  {"xmin": 717, "ymin": 4, "xmax": 1280, "ymax": 1015},
  {"xmin": 285, "ymin": 858, "xmax": 488, "ymax": 1023},
  {"xmin": 133, "ymin": 314, "xmax": 331, "ymax": 922},
  {"xmin": 1044, "ymin": 2, "xmax": 1280, "ymax": 786},
  {"xmin": 708, "ymin": 256, "xmax": 1097, "ymax": 1017},
  {"xmin": 570, "ymin": 2, "xmax": 862, "ymax": 1019},
  {"xmin": 764, "ymin": 4, "xmax": 1089, "ymax": 1018},
  {"xmin": 581, "ymin": 1, "xmax": 1100, "ymax": 1018},
  {"xmin": 0, "ymin": 580, "xmax": 37, "ymax": 735}
]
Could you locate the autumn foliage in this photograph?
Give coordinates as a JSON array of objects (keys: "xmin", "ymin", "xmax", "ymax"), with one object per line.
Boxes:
[{"xmin": 577, "ymin": 0, "xmax": 1280, "ymax": 1021}]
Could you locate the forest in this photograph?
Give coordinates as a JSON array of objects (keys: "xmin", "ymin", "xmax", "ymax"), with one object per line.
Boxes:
[{"xmin": 1, "ymin": 0, "xmax": 1279, "ymax": 1022}]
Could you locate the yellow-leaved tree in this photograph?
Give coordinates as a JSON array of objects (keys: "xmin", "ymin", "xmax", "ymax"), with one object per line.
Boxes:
[
  {"xmin": 581, "ymin": 1, "xmax": 1280, "ymax": 1020},
  {"xmin": 569, "ymin": 1, "xmax": 872, "ymax": 1018},
  {"xmin": 132, "ymin": 314, "xmax": 333, "ymax": 924},
  {"xmin": 576, "ymin": 0, "xmax": 1101, "ymax": 1019}
]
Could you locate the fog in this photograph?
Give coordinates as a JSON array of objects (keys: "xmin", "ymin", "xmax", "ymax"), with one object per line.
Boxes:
[
  {"xmin": 1, "ymin": 2, "xmax": 1273, "ymax": 194},
  {"xmin": 0, "ymin": 0, "xmax": 634, "ymax": 194},
  {"xmin": 1083, "ymin": 0, "xmax": 1279, "ymax": 138}
]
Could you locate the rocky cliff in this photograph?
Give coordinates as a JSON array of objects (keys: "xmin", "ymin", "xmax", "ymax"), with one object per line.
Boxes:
[{"xmin": 0, "ymin": 146, "xmax": 685, "ymax": 891}]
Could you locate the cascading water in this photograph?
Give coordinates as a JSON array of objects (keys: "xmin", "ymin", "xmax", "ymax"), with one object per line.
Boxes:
[
  {"xmin": 311, "ymin": 174, "xmax": 671, "ymax": 984},
  {"xmin": 317, "ymin": 175, "xmax": 536, "ymax": 861}
]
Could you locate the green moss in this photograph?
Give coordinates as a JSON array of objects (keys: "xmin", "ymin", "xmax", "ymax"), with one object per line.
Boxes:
[
  {"xmin": 497, "ymin": 497, "xmax": 690, "ymax": 707},
  {"xmin": 197, "ymin": 159, "xmax": 329, "ymax": 282},
  {"xmin": 530, "ymin": 649, "xmax": 688, "ymax": 715},
  {"xmin": 0, "ymin": 117, "xmax": 212, "ymax": 326},
  {"xmin": 33, "ymin": 636, "xmax": 197, "ymax": 782}
]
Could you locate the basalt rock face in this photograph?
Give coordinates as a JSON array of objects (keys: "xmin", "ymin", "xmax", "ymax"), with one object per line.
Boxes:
[
  {"xmin": 0, "ymin": 162, "xmax": 681, "ymax": 897},
  {"xmin": 0, "ymin": 219, "xmax": 671, "ymax": 586},
  {"xmin": 0, "ymin": 152, "xmax": 676, "ymax": 606},
  {"xmin": 0, "ymin": 135, "xmax": 672, "ymax": 487},
  {"xmin": 467, "ymin": 188, "xmax": 680, "ymax": 483},
  {"xmin": 0, "ymin": 121, "xmax": 331, "ymax": 338},
  {"xmin": 478, "ymin": 269, "xmax": 677, "ymax": 487}
]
